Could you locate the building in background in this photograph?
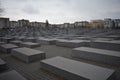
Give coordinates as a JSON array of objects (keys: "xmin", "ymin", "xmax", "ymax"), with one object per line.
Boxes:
[
  {"xmin": 112, "ymin": 19, "xmax": 120, "ymax": 29},
  {"xmin": 90, "ymin": 20, "xmax": 104, "ymax": 28},
  {"xmin": 18, "ymin": 19, "xmax": 29, "ymax": 27},
  {"xmin": 10, "ymin": 21, "xmax": 19, "ymax": 28},
  {"xmin": 104, "ymin": 18, "xmax": 113, "ymax": 28},
  {"xmin": 69, "ymin": 23, "xmax": 75, "ymax": 28},
  {"xmin": 74, "ymin": 21, "xmax": 89, "ymax": 28},
  {"xmin": 29, "ymin": 22, "xmax": 40, "ymax": 27},
  {"xmin": 1, "ymin": 17, "xmax": 120, "ymax": 29},
  {"xmin": 104, "ymin": 18, "xmax": 120, "ymax": 29},
  {"xmin": 63, "ymin": 23, "xmax": 70, "ymax": 28},
  {"xmin": 0, "ymin": 17, "xmax": 9, "ymax": 29}
]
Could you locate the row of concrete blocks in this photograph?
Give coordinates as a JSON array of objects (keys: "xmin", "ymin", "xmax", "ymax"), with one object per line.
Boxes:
[
  {"xmin": 0, "ymin": 47, "xmax": 46, "ymax": 80},
  {"xmin": 12, "ymin": 38, "xmax": 87, "ymax": 47},
  {"xmin": 2, "ymin": 36, "xmax": 120, "ymax": 50},
  {"xmin": 56, "ymin": 39, "xmax": 120, "ymax": 52},
  {"xmin": 1, "ymin": 37, "xmax": 90, "ymax": 48},
  {"xmin": 72, "ymin": 47, "xmax": 120, "ymax": 66},
  {"xmin": 40, "ymin": 46, "xmax": 120, "ymax": 80},
  {"xmin": 55, "ymin": 39, "xmax": 90, "ymax": 48},
  {"xmin": 90, "ymin": 40, "xmax": 120, "ymax": 51},
  {"xmin": 15, "ymin": 37, "xmax": 91, "ymax": 47},
  {"xmin": 0, "ymin": 45, "xmax": 119, "ymax": 80},
  {"xmin": 11, "ymin": 41, "xmax": 41, "ymax": 48},
  {"xmin": 0, "ymin": 37, "xmax": 14, "ymax": 43},
  {"xmin": 15, "ymin": 37, "xmax": 56, "ymax": 44},
  {"xmin": 0, "ymin": 43, "xmax": 46, "ymax": 63},
  {"xmin": 0, "ymin": 42, "xmax": 41, "ymax": 54},
  {"xmin": 0, "ymin": 36, "xmax": 56, "ymax": 45},
  {"xmin": 0, "ymin": 44, "xmax": 45, "ymax": 79}
]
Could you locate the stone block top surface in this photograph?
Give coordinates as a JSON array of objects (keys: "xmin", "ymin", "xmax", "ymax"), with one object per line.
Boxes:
[
  {"xmin": 1, "ymin": 44, "xmax": 18, "ymax": 48},
  {"xmin": 0, "ymin": 70, "xmax": 27, "ymax": 80},
  {"xmin": 13, "ymin": 47, "xmax": 44, "ymax": 56},
  {"xmin": 74, "ymin": 47, "xmax": 120, "ymax": 57},
  {"xmin": 41, "ymin": 56, "xmax": 115, "ymax": 80}
]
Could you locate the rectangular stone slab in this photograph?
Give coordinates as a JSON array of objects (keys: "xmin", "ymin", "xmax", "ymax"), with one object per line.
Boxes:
[
  {"xmin": 105, "ymin": 35, "xmax": 120, "ymax": 40},
  {"xmin": 10, "ymin": 40, "xmax": 22, "ymax": 46},
  {"xmin": 90, "ymin": 40, "xmax": 120, "ymax": 51},
  {"xmin": 56, "ymin": 39, "xmax": 90, "ymax": 48},
  {"xmin": 0, "ymin": 44, "xmax": 19, "ymax": 53},
  {"xmin": 37, "ymin": 38, "xmax": 56, "ymax": 45},
  {"xmin": 20, "ymin": 42, "xmax": 40, "ymax": 48},
  {"xmin": 40, "ymin": 56, "xmax": 115, "ymax": 80},
  {"xmin": 0, "ymin": 70, "xmax": 27, "ymax": 80},
  {"xmin": 2, "ymin": 37, "xmax": 14, "ymax": 43},
  {"xmin": 16, "ymin": 36, "xmax": 26, "ymax": 41},
  {"xmin": 23, "ymin": 37, "xmax": 36, "ymax": 42},
  {"xmin": 72, "ymin": 47, "xmax": 120, "ymax": 65},
  {"xmin": 12, "ymin": 47, "xmax": 46, "ymax": 63},
  {"xmin": 73, "ymin": 37, "xmax": 91, "ymax": 40},
  {"xmin": 0, "ymin": 41, "xmax": 6, "ymax": 45}
]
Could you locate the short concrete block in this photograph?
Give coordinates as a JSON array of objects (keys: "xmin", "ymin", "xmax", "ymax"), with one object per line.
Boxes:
[
  {"xmin": 0, "ymin": 58, "xmax": 7, "ymax": 71},
  {"xmin": 23, "ymin": 37, "xmax": 36, "ymax": 42},
  {"xmin": 90, "ymin": 40, "xmax": 120, "ymax": 51},
  {"xmin": 72, "ymin": 47, "xmax": 120, "ymax": 65},
  {"xmin": 56, "ymin": 40, "xmax": 90, "ymax": 48},
  {"xmin": 2, "ymin": 37, "xmax": 14, "ymax": 43},
  {"xmin": 37, "ymin": 38, "xmax": 56, "ymax": 45},
  {"xmin": 12, "ymin": 47, "xmax": 46, "ymax": 63},
  {"xmin": 106, "ymin": 35, "xmax": 120, "ymax": 40},
  {"xmin": 20, "ymin": 42, "xmax": 40, "ymax": 48},
  {"xmin": 0, "ymin": 41, "xmax": 6, "ymax": 45},
  {"xmin": 10, "ymin": 40, "xmax": 22, "ymax": 46},
  {"xmin": 0, "ymin": 44, "xmax": 19, "ymax": 53},
  {"xmin": 0, "ymin": 70, "xmax": 27, "ymax": 80},
  {"xmin": 40, "ymin": 56, "xmax": 115, "ymax": 80},
  {"xmin": 16, "ymin": 36, "xmax": 26, "ymax": 41}
]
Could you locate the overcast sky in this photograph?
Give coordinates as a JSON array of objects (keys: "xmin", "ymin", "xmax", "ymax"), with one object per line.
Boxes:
[{"xmin": 1, "ymin": 0, "xmax": 120, "ymax": 24}]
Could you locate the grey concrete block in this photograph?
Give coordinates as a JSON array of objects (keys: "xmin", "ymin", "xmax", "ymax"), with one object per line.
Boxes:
[
  {"xmin": 10, "ymin": 40, "xmax": 22, "ymax": 46},
  {"xmin": 91, "ymin": 38, "xmax": 113, "ymax": 41},
  {"xmin": 23, "ymin": 37, "xmax": 36, "ymax": 42},
  {"xmin": 0, "ymin": 41, "xmax": 6, "ymax": 45},
  {"xmin": 2, "ymin": 37, "xmax": 14, "ymax": 43},
  {"xmin": 90, "ymin": 40, "xmax": 120, "ymax": 51},
  {"xmin": 40, "ymin": 56, "xmax": 115, "ymax": 80},
  {"xmin": 0, "ymin": 44, "xmax": 19, "ymax": 53},
  {"xmin": 72, "ymin": 47, "xmax": 120, "ymax": 66},
  {"xmin": 56, "ymin": 39, "xmax": 90, "ymax": 48},
  {"xmin": 16, "ymin": 36, "xmax": 26, "ymax": 41},
  {"xmin": 105, "ymin": 35, "xmax": 120, "ymax": 40},
  {"xmin": 73, "ymin": 36, "xmax": 91, "ymax": 40},
  {"xmin": 0, "ymin": 58, "xmax": 7, "ymax": 71},
  {"xmin": 37, "ymin": 38, "xmax": 56, "ymax": 45},
  {"xmin": 12, "ymin": 47, "xmax": 46, "ymax": 63},
  {"xmin": 20, "ymin": 42, "xmax": 40, "ymax": 48},
  {"xmin": 0, "ymin": 70, "xmax": 27, "ymax": 80}
]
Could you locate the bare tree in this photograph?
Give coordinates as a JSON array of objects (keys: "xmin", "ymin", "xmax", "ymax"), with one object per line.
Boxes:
[{"xmin": 45, "ymin": 20, "xmax": 49, "ymax": 29}]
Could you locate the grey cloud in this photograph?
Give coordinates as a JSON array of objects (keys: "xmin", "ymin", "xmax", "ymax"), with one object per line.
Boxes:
[
  {"xmin": 1, "ymin": 0, "xmax": 120, "ymax": 23},
  {"xmin": 104, "ymin": 11, "xmax": 120, "ymax": 18},
  {"xmin": 22, "ymin": 5, "xmax": 39, "ymax": 14}
]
